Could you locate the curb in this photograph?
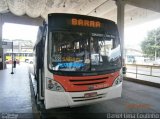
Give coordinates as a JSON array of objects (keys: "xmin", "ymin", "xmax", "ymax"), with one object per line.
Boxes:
[
  {"xmin": 124, "ymin": 77, "xmax": 160, "ymax": 88},
  {"xmin": 29, "ymin": 73, "xmax": 41, "ymax": 119}
]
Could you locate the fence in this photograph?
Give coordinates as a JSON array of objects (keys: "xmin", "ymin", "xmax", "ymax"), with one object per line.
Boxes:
[{"xmin": 125, "ymin": 64, "xmax": 160, "ymax": 84}]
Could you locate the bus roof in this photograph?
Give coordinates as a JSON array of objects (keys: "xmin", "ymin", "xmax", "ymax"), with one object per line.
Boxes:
[{"xmin": 48, "ymin": 13, "xmax": 115, "ymax": 23}]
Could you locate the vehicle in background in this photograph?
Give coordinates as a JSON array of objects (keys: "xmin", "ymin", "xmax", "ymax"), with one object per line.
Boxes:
[
  {"xmin": 125, "ymin": 55, "xmax": 136, "ymax": 64},
  {"xmin": 5, "ymin": 52, "xmax": 33, "ymax": 62},
  {"xmin": 25, "ymin": 57, "xmax": 33, "ymax": 64}
]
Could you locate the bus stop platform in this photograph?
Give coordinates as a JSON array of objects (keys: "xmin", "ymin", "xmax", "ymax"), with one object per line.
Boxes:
[{"xmin": 0, "ymin": 63, "xmax": 33, "ymax": 119}]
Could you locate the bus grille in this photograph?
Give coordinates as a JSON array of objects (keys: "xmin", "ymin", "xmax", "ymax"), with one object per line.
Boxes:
[
  {"xmin": 53, "ymin": 71, "xmax": 119, "ymax": 92},
  {"xmin": 69, "ymin": 77, "xmax": 109, "ymax": 86},
  {"xmin": 72, "ymin": 93, "xmax": 107, "ymax": 102}
]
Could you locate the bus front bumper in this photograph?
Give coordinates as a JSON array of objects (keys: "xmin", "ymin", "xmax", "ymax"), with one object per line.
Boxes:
[{"xmin": 45, "ymin": 83, "xmax": 122, "ymax": 109}]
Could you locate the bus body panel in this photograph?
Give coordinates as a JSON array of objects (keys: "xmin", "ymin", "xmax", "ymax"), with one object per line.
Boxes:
[
  {"xmin": 53, "ymin": 71, "xmax": 119, "ymax": 92},
  {"xmin": 45, "ymin": 82, "xmax": 122, "ymax": 109}
]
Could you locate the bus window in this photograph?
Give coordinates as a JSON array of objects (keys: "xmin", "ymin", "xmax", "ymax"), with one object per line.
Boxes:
[{"xmin": 49, "ymin": 31, "xmax": 121, "ymax": 71}]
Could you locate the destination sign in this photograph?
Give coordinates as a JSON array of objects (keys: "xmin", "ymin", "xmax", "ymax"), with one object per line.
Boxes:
[{"xmin": 71, "ymin": 18, "xmax": 101, "ymax": 28}]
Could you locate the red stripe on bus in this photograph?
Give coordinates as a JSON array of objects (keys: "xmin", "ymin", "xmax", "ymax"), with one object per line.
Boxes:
[{"xmin": 53, "ymin": 71, "xmax": 120, "ymax": 92}]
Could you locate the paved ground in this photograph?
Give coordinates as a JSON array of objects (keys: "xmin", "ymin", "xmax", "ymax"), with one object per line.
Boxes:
[
  {"xmin": 0, "ymin": 63, "xmax": 33, "ymax": 119},
  {"xmin": 0, "ymin": 63, "xmax": 160, "ymax": 119}
]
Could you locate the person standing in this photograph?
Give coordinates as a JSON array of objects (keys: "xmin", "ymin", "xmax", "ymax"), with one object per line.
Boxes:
[{"xmin": 13, "ymin": 59, "xmax": 16, "ymax": 68}]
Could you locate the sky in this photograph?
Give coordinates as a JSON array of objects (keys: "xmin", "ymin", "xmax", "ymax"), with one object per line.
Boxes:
[
  {"xmin": 124, "ymin": 18, "xmax": 160, "ymax": 50},
  {"xmin": 2, "ymin": 18, "xmax": 160, "ymax": 49},
  {"xmin": 3, "ymin": 23, "xmax": 39, "ymax": 43}
]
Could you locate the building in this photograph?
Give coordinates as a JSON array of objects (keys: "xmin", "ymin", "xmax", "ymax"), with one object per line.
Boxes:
[{"xmin": 3, "ymin": 39, "xmax": 34, "ymax": 61}]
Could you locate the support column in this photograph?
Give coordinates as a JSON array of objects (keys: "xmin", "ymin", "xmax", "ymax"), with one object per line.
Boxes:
[
  {"xmin": 116, "ymin": 0, "xmax": 126, "ymax": 74},
  {"xmin": 0, "ymin": 14, "xmax": 4, "ymax": 70},
  {"xmin": 0, "ymin": 14, "xmax": 2, "ymax": 48},
  {"xmin": 116, "ymin": 0, "xmax": 125, "ymax": 60}
]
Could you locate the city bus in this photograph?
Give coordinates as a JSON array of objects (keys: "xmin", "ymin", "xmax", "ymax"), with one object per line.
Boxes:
[
  {"xmin": 5, "ymin": 52, "xmax": 33, "ymax": 62},
  {"xmin": 33, "ymin": 13, "xmax": 123, "ymax": 109}
]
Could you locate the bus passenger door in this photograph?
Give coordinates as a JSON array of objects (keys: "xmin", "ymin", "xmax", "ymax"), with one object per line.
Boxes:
[{"xmin": 35, "ymin": 40, "xmax": 45, "ymax": 101}]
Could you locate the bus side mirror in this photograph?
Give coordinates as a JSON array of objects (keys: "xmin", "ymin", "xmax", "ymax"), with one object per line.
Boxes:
[{"xmin": 122, "ymin": 66, "xmax": 127, "ymax": 74}]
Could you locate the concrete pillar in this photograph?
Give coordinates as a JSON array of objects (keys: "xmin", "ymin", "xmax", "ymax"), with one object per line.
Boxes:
[
  {"xmin": 0, "ymin": 14, "xmax": 3, "ymax": 69},
  {"xmin": 0, "ymin": 14, "xmax": 5, "ymax": 69},
  {"xmin": 116, "ymin": 0, "xmax": 125, "ymax": 59},
  {"xmin": 0, "ymin": 14, "xmax": 2, "ymax": 48}
]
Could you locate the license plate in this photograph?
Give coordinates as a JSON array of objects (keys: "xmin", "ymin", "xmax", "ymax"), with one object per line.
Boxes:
[{"xmin": 84, "ymin": 92, "xmax": 97, "ymax": 98}]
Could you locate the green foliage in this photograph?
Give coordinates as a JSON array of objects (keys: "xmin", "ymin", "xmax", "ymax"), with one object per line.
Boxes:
[{"xmin": 141, "ymin": 28, "xmax": 160, "ymax": 58}]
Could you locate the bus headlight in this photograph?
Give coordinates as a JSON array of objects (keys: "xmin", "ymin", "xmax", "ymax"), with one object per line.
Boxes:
[
  {"xmin": 113, "ymin": 69, "xmax": 123, "ymax": 86},
  {"xmin": 113, "ymin": 76, "xmax": 122, "ymax": 86},
  {"xmin": 46, "ymin": 77, "xmax": 65, "ymax": 92}
]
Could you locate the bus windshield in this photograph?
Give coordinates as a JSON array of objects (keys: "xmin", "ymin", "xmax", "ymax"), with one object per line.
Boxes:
[{"xmin": 48, "ymin": 31, "xmax": 121, "ymax": 72}]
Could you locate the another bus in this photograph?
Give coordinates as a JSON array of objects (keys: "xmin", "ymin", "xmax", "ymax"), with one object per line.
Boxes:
[
  {"xmin": 5, "ymin": 52, "xmax": 33, "ymax": 62},
  {"xmin": 34, "ymin": 13, "xmax": 123, "ymax": 109}
]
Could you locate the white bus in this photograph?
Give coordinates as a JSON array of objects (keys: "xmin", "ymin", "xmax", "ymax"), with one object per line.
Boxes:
[{"xmin": 33, "ymin": 13, "xmax": 123, "ymax": 109}]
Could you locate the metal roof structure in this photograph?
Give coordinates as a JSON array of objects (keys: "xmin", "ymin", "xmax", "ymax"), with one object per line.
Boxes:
[{"xmin": 0, "ymin": 0, "xmax": 160, "ymax": 26}]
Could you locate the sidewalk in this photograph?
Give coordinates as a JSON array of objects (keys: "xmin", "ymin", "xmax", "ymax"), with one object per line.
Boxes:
[{"xmin": 0, "ymin": 63, "xmax": 33, "ymax": 118}]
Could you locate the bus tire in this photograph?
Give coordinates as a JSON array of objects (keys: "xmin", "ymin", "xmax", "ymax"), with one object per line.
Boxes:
[{"xmin": 35, "ymin": 94, "xmax": 45, "ymax": 111}]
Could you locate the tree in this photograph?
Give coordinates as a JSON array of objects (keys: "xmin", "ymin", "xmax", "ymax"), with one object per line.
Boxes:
[{"xmin": 141, "ymin": 28, "xmax": 160, "ymax": 59}]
